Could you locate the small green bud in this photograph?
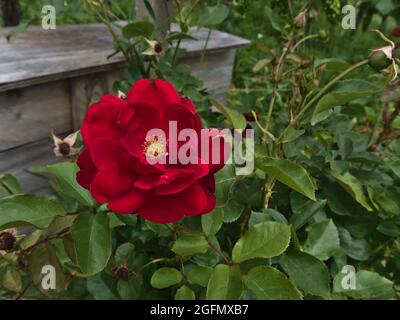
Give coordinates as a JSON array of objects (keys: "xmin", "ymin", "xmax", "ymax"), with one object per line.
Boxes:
[{"xmin": 368, "ymin": 46, "xmax": 395, "ymax": 71}]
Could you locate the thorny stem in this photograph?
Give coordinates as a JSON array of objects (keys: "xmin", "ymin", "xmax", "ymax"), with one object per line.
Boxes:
[
  {"xmin": 278, "ymin": 59, "xmax": 369, "ymax": 142},
  {"xmin": 206, "ymin": 237, "xmax": 233, "ymax": 266},
  {"xmin": 263, "ymin": 36, "xmax": 294, "ymax": 138},
  {"xmin": 20, "ymin": 229, "xmax": 70, "ymax": 257},
  {"xmin": 291, "ymin": 34, "xmax": 319, "ymax": 52}
]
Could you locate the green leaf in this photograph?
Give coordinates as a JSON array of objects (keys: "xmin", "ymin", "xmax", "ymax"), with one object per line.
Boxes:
[
  {"xmin": 19, "ymin": 230, "xmax": 43, "ymax": 250},
  {"xmin": 6, "ymin": 20, "xmax": 32, "ymax": 41},
  {"xmin": 232, "ymin": 221, "xmax": 291, "ymax": 263},
  {"xmin": 197, "ymin": 4, "xmax": 229, "ymax": 27},
  {"xmin": 145, "ymin": 221, "xmax": 171, "ymax": 237},
  {"xmin": 206, "ymin": 264, "xmax": 243, "ymax": 300},
  {"xmin": 304, "ymin": 219, "xmax": 341, "ymax": 261},
  {"xmin": 331, "ymin": 171, "xmax": 373, "ymax": 211},
  {"xmin": 211, "ymin": 99, "xmax": 247, "ymax": 130},
  {"xmin": 2, "ymin": 267, "xmax": 22, "ymax": 292},
  {"xmin": 280, "ymin": 249, "xmax": 331, "ymax": 298},
  {"xmin": 243, "ymin": 266, "xmax": 302, "ymax": 300},
  {"xmin": 264, "ymin": 6, "xmax": 284, "ymax": 32},
  {"xmin": 172, "ymin": 234, "xmax": 208, "ymax": 256},
  {"xmin": 256, "ymin": 157, "xmax": 316, "ymax": 200},
  {"xmin": 211, "ymin": 165, "xmax": 245, "ymax": 223},
  {"xmin": 186, "ymin": 265, "xmax": 212, "ymax": 287},
  {"xmin": 201, "ymin": 210, "xmax": 223, "ymax": 236},
  {"xmin": 70, "ymin": 212, "xmax": 112, "ymax": 275},
  {"xmin": 165, "ymin": 32, "xmax": 196, "ymax": 41},
  {"xmin": 390, "ymin": 160, "xmax": 400, "ymax": 178},
  {"xmin": 117, "ymin": 277, "xmax": 142, "ymax": 300},
  {"xmin": 333, "ymin": 270, "xmax": 395, "ymax": 299},
  {"xmin": 151, "ymin": 267, "xmax": 182, "ymax": 289},
  {"xmin": 290, "ymin": 194, "xmax": 327, "ymax": 230},
  {"xmin": 175, "ymin": 285, "xmax": 195, "ymax": 300},
  {"xmin": 122, "ymin": 20, "xmax": 154, "ymax": 38},
  {"xmin": 0, "ymin": 174, "xmax": 22, "ymax": 195},
  {"xmin": 282, "ymin": 126, "xmax": 305, "ymax": 143},
  {"xmin": 377, "ymin": 222, "xmax": 400, "ymax": 237},
  {"xmin": 0, "ymin": 195, "xmax": 65, "ymax": 230},
  {"xmin": 252, "ymin": 59, "xmax": 270, "ymax": 73},
  {"xmin": 87, "ymin": 274, "xmax": 117, "ymax": 300},
  {"xmin": 31, "ymin": 162, "xmax": 95, "ymax": 206},
  {"xmin": 312, "ymin": 80, "xmax": 381, "ymax": 121},
  {"xmin": 117, "ymin": 214, "xmax": 137, "ymax": 226},
  {"xmin": 314, "ymin": 58, "xmax": 351, "ymax": 72},
  {"xmin": 115, "ymin": 243, "xmax": 135, "ymax": 266},
  {"xmin": 46, "ymin": 215, "xmax": 77, "ymax": 237}
]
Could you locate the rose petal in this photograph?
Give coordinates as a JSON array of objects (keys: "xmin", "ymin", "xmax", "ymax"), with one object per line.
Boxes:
[
  {"xmin": 76, "ymin": 148, "xmax": 97, "ymax": 190},
  {"xmin": 81, "ymin": 95, "xmax": 126, "ymax": 146},
  {"xmin": 128, "ymin": 79, "xmax": 181, "ymax": 109},
  {"xmin": 138, "ymin": 183, "xmax": 209, "ymax": 223},
  {"xmin": 108, "ymin": 188, "xmax": 150, "ymax": 214}
]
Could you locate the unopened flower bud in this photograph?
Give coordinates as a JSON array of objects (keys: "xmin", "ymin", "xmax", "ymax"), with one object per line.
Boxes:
[
  {"xmin": 293, "ymin": 10, "xmax": 306, "ymax": 28},
  {"xmin": 368, "ymin": 46, "xmax": 395, "ymax": 71}
]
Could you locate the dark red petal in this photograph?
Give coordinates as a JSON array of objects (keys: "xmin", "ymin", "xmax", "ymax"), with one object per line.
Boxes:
[
  {"xmin": 108, "ymin": 188, "xmax": 150, "ymax": 214},
  {"xmin": 90, "ymin": 168, "xmax": 135, "ymax": 199},
  {"xmin": 154, "ymin": 163, "xmax": 209, "ymax": 195},
  {"xmin": 81, "ymin": 95, "xmax": 126, "ymax": 147},
  {"xmin": 89, "ymin": 138, "xmax": 130, "ymax": 171},
  {"xmin": 76, "ymin": 148, "xmax": 97, "ymax": 190},
  {"xmin": 137, "ymin": 183, "xmax": 209, "ymax": 223},
  {"xmin": 127, "ymin": 79, "xmax": 181, "ymax": 109},
  {"xmin": 199, "ymin": 174, "xmax": 216, "ymax": 193}
]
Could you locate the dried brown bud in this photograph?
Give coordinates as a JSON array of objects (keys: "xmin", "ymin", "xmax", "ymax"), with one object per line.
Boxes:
[
  {"xmin": 115, "ymin": 265, "xmax": 134, "ymax": 281},
  {"xmin": 367, "ymin": 144, "xmax": 377, "ymax": 152},
  {"xmin": 0, "ymin": 231, "xmax": 16, "ymax": 251},
  {"xmin": 58, "ymin": 142, "xmax": 71, "ymax": 157}
]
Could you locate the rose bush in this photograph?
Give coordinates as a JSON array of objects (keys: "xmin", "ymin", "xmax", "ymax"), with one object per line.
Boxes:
[{"xmin": 77, "ymin": 79, "xmax": 227, "ymax": 223}]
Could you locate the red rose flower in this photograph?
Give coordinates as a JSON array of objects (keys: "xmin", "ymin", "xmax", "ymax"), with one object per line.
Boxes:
[{"xmin": 76, "ymin": 79, "xmax": 228, "ymax": 223}]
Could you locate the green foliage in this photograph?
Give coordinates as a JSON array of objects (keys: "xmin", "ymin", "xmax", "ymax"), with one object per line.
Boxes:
[
  {"xmin": 243, "ymin": 266, "xmax": 302, "ymax": 300},
  {"xmin": 232, "ymin": 221, "xmax": 291, "ymax": 263}
]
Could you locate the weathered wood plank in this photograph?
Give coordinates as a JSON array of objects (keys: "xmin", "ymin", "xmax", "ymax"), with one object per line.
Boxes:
[
  {"xmin": 70, "ymin": 68, "xmax": 124, "ymax": 130},
  {"xmin": 183, "ymin": 49, "xmax": 236, "ymax": 102},
  {"xmin": 0, "ymin": 81, "xmax": 72, "ymax": 151},
  {"xmin": 0, "ymin": 136, "xmax": 61, "ymax": 194},
  {"xmin": 0, "ymin": 23, "xmax": 250, "ymax": 92}
]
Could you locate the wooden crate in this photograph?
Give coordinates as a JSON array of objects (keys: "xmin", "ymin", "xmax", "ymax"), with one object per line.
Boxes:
[{"xmin": 0, "ymin": 23, "xmax": 249, "ymax": 193}]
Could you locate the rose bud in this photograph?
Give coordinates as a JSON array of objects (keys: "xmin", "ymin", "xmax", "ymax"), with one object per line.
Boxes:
[
  {"xmin": 293, "ymin": 10, "xmax": 307, "ymax": 28},
  {"xmin": 52, "ymin": 131, "xmax": 79, "ymax": 157},
  {"xmin": 368, "ymin": 46, "xmax": 395, "ymax": 71}
]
